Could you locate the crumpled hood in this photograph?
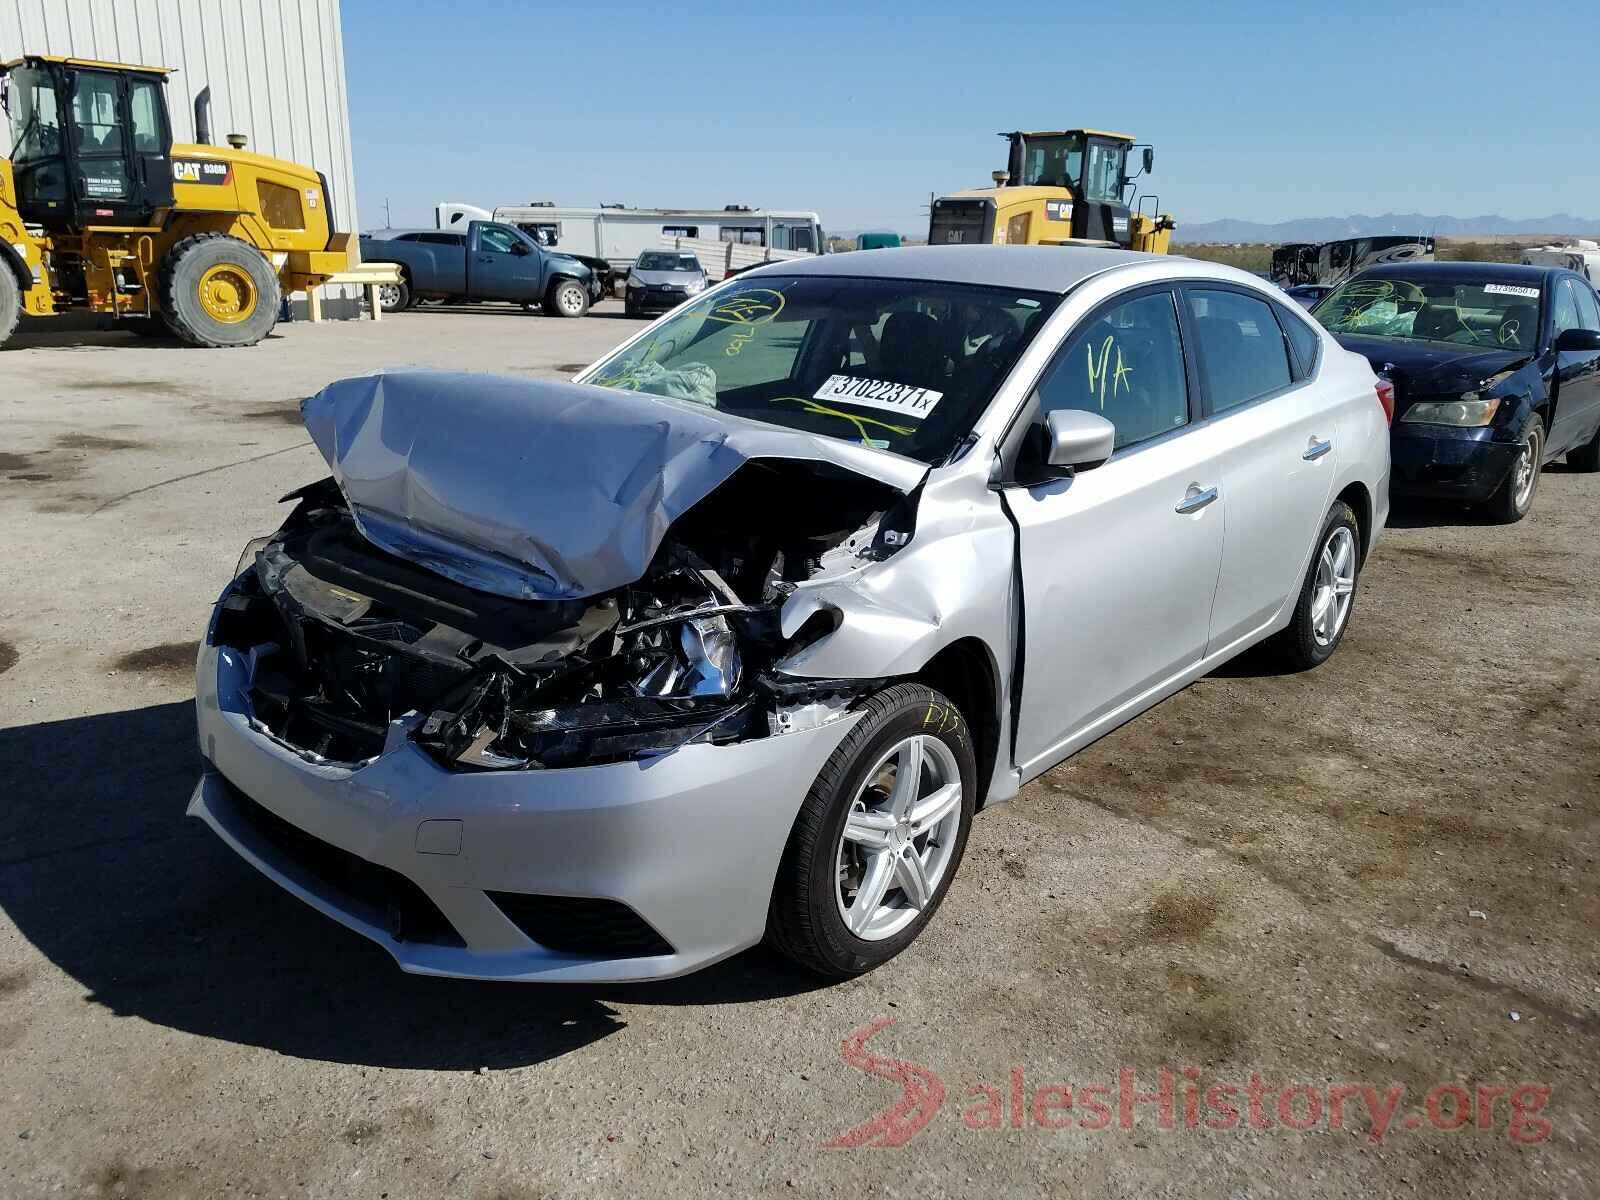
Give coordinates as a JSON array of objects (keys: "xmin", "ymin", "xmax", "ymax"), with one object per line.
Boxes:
[
  {"xmin": 1332, "ymin": 334, "xmax": 1530, "ymax": 401},
  {"xmin": 300, "ymin": 371, "xmax": 924, "ymax": 601}
]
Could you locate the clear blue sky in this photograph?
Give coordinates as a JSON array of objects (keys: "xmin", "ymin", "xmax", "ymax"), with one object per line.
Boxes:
[{"xmin": 342, "ymin": 0, "xmax": 1598, "ymax": 234}]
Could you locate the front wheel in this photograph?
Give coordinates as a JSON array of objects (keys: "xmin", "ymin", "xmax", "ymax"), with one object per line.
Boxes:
[
  {"xmin": 158, "ymin": 233, "xmax": 280, "ymax": 348},
  {"xmin": 1269, "ymin": 500, "xmax": 1362, "ymax": 671},
  {"xmin": 545, "ymin": 277, "xmax": 590, "ymax": 319},
  {"xmin": 1481, "ymin": 415, "xmax": 1543, "ymax": 523},
  {"xmin": 768, "ymin": 683, "xmax": 976, "ymax": 978}
]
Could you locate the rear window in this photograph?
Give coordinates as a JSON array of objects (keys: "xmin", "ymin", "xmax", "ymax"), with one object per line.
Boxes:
[{"xmin": 1184, "ymin": 289, "xmax": 1293, "ymax": 412}]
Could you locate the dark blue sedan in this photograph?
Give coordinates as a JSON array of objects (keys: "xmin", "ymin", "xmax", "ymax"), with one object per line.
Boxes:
[{"xmin": 1313, "ymin": 262, "xmax": 1600, "ymax": 522}]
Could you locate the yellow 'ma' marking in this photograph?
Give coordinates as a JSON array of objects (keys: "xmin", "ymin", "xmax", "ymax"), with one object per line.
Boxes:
[{"xmin": 1086, "ymin": 335, "xmax": 1133, "ymax": 409}]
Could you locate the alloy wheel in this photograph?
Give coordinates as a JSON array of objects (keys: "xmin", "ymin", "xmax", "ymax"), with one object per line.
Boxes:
[
  {"xmin": 1311, "ymin": 524, "xmax": 1357, "ymax": 647},
  {"xmin": 835, "ymin": 734, "xmax": 964, "ymax": 941},
  {"xmin": 1512, "ymin": 425, "xmax": 1541, "ymax": 511}
]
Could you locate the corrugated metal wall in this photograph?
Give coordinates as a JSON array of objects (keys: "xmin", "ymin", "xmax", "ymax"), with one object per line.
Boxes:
[{"xmin": 1, "ymin": 0, "xmax": 362, "ymax": 308}]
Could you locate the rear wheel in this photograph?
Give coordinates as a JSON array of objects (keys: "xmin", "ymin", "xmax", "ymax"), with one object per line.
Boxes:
[
  {"xmin": 1269, "ymin": 500, "xmax": 1361, "ymax": 671},
  {"xmin": 546, "ymin": 277, "xmax": 589, "ymax": 318},
  {"xmin": 1481, "ymin": 415, "xmax": 1543, "ymax": 523},
  {"xmin": 768, "ymin": 683, "xmax": 976, "ymax": 978},
  {"xmin": 158, "ymin": 233, "xmax": 280, "ymax": 348},
  {"xmin": 376, "ymin": 279, "xmax": 411, "ymax": 313},
  {"xmin": 1568, "ymin": 423, "xmax": 1600, "ymax": 472},
  {"xmin": 0, "ymin": 266, "xmax": 20, "ymax": 350}
]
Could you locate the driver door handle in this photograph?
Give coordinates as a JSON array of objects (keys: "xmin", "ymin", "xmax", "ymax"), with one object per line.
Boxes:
[
  {"xmin": 1175, "ymin": 485, "xmax": 1219, "ymax": 514},
  {"xmin": 1303, "ymin": 437, "xmax": 1333, "ymax": 462}
]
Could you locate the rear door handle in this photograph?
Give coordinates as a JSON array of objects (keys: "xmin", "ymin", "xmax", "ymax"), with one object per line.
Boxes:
[
  {"xmin": 1175, "ymin": 485, "xmax": 1219, "ymax": 514},
  {"xmin": 1303, "ymin": 438, "xmax": 1333, "ymax": 462}
]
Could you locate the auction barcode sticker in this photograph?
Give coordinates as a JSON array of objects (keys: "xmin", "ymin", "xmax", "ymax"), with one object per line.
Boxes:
[
  {"xmin": 812, "ymin": 375, "xmax": 943, "ymax": 420},
  {"xmin": 1484, "ymin": 284, "xmax": 1540, "ymax": 298}
]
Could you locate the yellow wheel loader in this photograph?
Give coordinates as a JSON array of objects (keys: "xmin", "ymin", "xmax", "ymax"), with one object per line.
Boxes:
[
  {"xmin": 929, "ymin": 129, "xmax": 1176, "ymax": 254},
  {"xmin": 0, "ymin": 55, "xmax": 354, "ymax": 349}
]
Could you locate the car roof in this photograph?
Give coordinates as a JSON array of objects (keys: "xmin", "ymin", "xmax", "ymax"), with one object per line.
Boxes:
[
  {"xmin": 1355, "ymin": 260, "xmax": 1556, "ymax": 285},
  {"xmin": 749, "ymin": 245, "xmax": 1159, "ymax": 293}
]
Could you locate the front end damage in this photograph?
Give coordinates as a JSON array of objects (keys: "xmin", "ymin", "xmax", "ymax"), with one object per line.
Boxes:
[
  {"xmin": 213, "ymin": 463, "xmax": 910, "ymax": 774},
  {"xmin": 190, "ymin": 370, "xmax": 985, "ymax": 978}
]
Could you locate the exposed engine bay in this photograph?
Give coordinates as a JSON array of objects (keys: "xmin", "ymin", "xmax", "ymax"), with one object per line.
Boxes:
[{"xmin": 212, "ymin": 460, "xmax": 915, "ymax": 771}]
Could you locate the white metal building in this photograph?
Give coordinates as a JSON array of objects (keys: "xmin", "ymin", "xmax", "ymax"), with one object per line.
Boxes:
[{"xmin": 1, "ymin": 0, "xmax": 363, "ymax": 314}]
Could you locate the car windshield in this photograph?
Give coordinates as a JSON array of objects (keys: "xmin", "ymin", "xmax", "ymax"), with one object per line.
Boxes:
[
  {"xmin": 584, "ymin": 274, "xmax": 1060, "ymax": 465},
  {"xmin": 637, "ymin": 252, "xmax": 699, "ymax": 272},
  {"xmin": 1315, "ymin": 275, "xmax": 1543, "ymax": 351}
]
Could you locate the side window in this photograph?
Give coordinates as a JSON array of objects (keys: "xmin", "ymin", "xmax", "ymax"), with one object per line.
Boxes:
[
  {"xmin": 1183, "ymin": 288, "xmax": 1293, "ymax": 413},
  {"xmin": 1552, "ymin": 280, "xmax": 1583, "ymax": 335},
  {"xmin": 1573, "ymin": 281, "xmax": 1600, "ymax": 333},
  {"xmin": 1277, "ymin": 303, "xmax": 1322, "ymax": 378},
  {"xmin": 477, "ymin": 224, "xmax": 521, "ymax": 254},
  {"xmin": 129, "ymin": 79, "xmax": 163, "ymax": 152},
  {"xmin": 1034, "ymin": 290, "xmax": 1189, "ymax": 450}
]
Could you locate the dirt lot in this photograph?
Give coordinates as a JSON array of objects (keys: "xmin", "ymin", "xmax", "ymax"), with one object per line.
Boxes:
[{"xmin": 1, "ymin": 306, "xmax": 1596, "ymax": 1198}]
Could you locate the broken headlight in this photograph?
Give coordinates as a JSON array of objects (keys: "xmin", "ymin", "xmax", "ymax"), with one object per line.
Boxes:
[{"xmin": 632, "ymin": 615, "xmax": 743, "ymax": 698}]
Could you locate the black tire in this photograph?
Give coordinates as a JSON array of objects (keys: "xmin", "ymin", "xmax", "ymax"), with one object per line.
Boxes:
[
  {"xmin": 1268, "ymin": 500, "xmax": 1362, "ymax": 672},
  {"xmin": 123, "ymin": 315, "xmax": 174, "ymax": 339},
  {"xmin": 0, "ymin": 266, "xmax": 22, "ymax": 349},
  {"xmin": 1567, "ymin": 423, "xmax": 1600, "ymax": 472},
  {"xmin": 376, "ymin": 278, "xmax": 411, "ymax": 314},
  {"xmin": 1480, "ymin": 415, "xmax": 1543, "ymax": 523},
  {"xmin": 767, "ymin": 683, "xmax": 977, "ymax": 978},
  {"xmin": 158, "ymin": 233, "xmax": 281, "ymax": 348},
  {"xmin": 545, "ymin": 276, "xmax": 590, "ymax": 319}
]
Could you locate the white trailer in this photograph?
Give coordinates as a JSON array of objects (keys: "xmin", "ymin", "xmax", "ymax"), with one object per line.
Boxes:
[
  {"xmin": 435, "ymin": 202, "xmax": 824, "ymax": 272},
  {"xmin": 1521, "ymin": 240, "xmax": 1600, "ymax": 285}
]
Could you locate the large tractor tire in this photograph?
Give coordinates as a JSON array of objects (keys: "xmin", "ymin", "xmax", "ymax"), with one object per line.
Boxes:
[
  {"xmin": 158, "ymin": 233, "xmax": 281, "ymax": 348},
  {"xmin": 0, "ymin": 265, "xmax": 20, "ymax": 350}
]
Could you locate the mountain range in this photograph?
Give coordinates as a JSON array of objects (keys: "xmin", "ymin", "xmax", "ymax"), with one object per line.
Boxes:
[{"xmin": 1173, "ymin": 213, "xmax": 1600, "ymax": 245}]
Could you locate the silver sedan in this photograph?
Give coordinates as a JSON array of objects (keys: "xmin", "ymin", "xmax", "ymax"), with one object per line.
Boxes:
[{"xmin": 192, "ymin": 246, "xmax": 1390, "ymax": 981}]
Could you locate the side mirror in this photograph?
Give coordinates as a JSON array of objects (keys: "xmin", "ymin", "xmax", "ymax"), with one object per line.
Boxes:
[
  {"xmin": 1555, "ymin": 327, "xmax": 1600, "ymax": 352},
  {"xmin": 1043, "ymin": 409, "xmax": 1116, "ymax": 473},
  {"xmin": 1142, "ymin": 147, "xmax": 1155, "ymax": 175},
  {"xmin": 511, "ymin": 241, "xmax": 532, "ymax": 256}
]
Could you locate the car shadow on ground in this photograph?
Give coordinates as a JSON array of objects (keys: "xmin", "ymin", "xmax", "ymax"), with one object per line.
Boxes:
[
  {"xmin": 0, "ymin": 701, "xmax": 827, "ymax": 1070},
  {"xmin": 1385, "ymin": 464, "xmax": 1582, "ymax": 529}
]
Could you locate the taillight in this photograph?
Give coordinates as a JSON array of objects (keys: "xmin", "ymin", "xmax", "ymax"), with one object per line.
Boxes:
[{"xmin": 1374, "ymin": 375, "xmax": 1396, "ymax": 425}]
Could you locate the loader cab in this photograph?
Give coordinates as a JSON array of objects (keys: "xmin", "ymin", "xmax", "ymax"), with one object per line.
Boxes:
[
  {"xmin": 2, "ymin": 55, "xmax": 175, "ymax": 229},
  {"xmin": 1004, "ymin": 129, "xmax": 1141, "ymax": 246}
]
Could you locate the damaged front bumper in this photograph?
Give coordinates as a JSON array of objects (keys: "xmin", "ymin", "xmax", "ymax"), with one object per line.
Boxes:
[{"xmin": 191, "ymin": 641, "xmax": 860, "ymax": 981}]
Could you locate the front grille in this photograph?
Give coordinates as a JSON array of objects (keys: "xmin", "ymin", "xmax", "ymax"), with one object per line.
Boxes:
[
  {"xmin": 929, "ymin": 199, "xmax": 993, "ymax": 245},
  {"xmin": 487, "ymin": 891, "xmax": 673, "ymax": 959},
  {"xmin": 218, "ymin": 774, "xmax": 464, "ymax": 947}
]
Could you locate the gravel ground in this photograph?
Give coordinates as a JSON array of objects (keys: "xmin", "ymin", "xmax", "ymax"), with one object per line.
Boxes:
[{"xmin": 1, "ymin": 306, "xmax": 1595, "ymax": 1198}]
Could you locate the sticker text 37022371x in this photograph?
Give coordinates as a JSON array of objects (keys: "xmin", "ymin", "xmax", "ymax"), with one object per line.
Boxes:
[{"xmin": 812, "ymin": 375, "xmax": 943, "ymax": 421}]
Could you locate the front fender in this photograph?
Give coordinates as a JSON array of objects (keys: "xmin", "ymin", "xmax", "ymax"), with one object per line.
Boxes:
[{"xmin": 772, "ymin": 469, "xmax": 1020, "ymax": 802}]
